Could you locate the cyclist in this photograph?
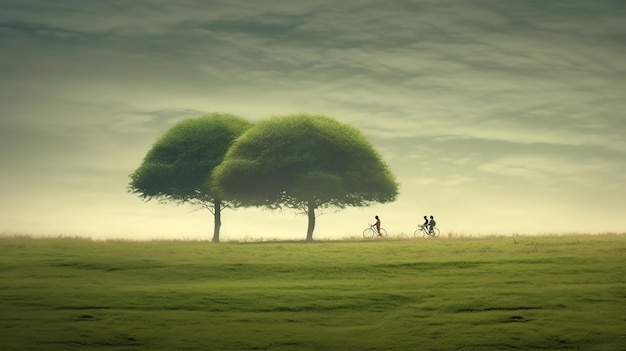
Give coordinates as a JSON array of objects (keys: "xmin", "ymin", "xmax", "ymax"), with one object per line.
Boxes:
[
  {"xmin": 428, "ymin": 215, "xmax": 436, "ymax": 234},
  {"xmin": 419, "ymin": 215, "xmax": 428, "ymax": 230},
  {"xmin": 374, "ymin": 215, "xmax": 381, "ymax": 236}
]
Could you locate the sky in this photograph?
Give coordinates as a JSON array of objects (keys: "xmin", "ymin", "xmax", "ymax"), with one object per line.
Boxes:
[{"xmin": 1, "ymin": 0, "xmax": 625, "ymax": 241}]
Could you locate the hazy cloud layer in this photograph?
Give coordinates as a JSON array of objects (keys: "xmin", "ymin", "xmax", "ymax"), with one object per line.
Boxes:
[{"xmin": 1, "ymin": 0, "xmax": 624, "ymax": 238}]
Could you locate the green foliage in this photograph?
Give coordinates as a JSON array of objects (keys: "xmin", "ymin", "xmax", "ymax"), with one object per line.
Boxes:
[
  {"xmin": 1, "ymin": 235, "xmax": 624, "ymax": 350},
  {"xmin": 213, "ymin": 113, "xmax": 399, "ymax": 210},
  {"xmin": 128, "ymin": 113, "xmax": 252, "ymax": 204}
]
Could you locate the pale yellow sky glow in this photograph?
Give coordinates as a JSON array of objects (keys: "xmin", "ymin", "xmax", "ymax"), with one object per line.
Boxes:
[{"xmin": 1, "ymin": 0, "xmax": 624, "ymax": 240}]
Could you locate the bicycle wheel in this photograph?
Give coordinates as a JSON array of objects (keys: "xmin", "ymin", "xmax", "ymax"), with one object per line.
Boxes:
[
  {"xmin": 378, "ymin": 228, "xmax": 388, "ymax": 237},
  {"xmin": 424, "ymin": 228, "xmax": 440, "ymax": 238},
  {"xmin": 363, "ymin": 227, "xmax": 375, "ymax": 239},
  {"xmin": 414, "ymin": 228, "xmax": 424, "ymax": 238},
  {"xmin": 432, "ymin": 228, "xmax": 440, "ymax": 237}
]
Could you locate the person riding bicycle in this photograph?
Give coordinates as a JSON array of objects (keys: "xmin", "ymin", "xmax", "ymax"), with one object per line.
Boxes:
[
  {"xmin": 420, "ymin": 215, "xmax": 428, "ymax": 230},
  {"xmin": 374, "ymin": 215, "xmax": 381, "ymax": 236},
  {"xmin": 428, "ymin": 215, "xmax": 436, "ymax": 234}
]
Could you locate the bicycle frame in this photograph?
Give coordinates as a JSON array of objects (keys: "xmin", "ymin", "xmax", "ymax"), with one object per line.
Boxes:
[
  {"xmin": 414, "ymin": 225, "xmax": 440, "ymax": 238},
  {"xmin": 363, "ymin": 224, "xmax": 387, "ymax": 239}
]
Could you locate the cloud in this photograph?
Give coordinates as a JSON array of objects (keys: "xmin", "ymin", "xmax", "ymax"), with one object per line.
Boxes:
[{"xmin": 1, "ymin": 0, "xmax": 625, "ymax": 237}]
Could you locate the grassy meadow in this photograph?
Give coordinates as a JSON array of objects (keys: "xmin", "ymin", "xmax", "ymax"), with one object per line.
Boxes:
[{"xmin": 0, "ymin": 234, "xmax": 624, "ymax": 350}]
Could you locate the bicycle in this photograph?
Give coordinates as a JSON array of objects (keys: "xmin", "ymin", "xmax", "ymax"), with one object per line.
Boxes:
[
  {"xmin": 414, "ymin": 225, "xmax": 440, "ymax": 238},
  {"xmin": 363, "ymin": 224, "xmax": 387, "ymax": 239}
]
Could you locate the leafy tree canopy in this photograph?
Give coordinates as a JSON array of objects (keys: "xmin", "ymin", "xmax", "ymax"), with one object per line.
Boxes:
[
  {"xmin": 213, "ymin": 113, "xmax": 399, "ymax": 212},
  {"xmin": 129, "ymin": 113, "xmax": 252, "ymax": 206}
]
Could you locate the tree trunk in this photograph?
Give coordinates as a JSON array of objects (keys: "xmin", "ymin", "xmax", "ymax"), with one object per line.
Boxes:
[
  {"xmin": 306, "ymin": 201, "xmax": 315, "ymax": 241},
  {"xmin": 212, "ymin": 199, "xmax": 222, "ymax": 242}
]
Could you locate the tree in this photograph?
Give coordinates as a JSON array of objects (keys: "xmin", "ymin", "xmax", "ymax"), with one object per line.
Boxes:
[
  {"xmin": 212, "ymin": 113, "xmax": 399, "ymax": 241},
  {"xmin": 128, "ymin": 113, "xmax": 252, "ymax": 242}
]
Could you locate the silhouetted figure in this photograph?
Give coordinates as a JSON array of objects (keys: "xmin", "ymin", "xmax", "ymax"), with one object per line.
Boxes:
[
  {"xmin": 428, "ymin": 215, "xmax": 436, "ymax": 234},
  {"xmin": 374, "ymin": 215, "xmax": 381, "ymax": 236},
  {"xmin": 421, "ymin": 215, "xmax": 428, "ymax": 230}
]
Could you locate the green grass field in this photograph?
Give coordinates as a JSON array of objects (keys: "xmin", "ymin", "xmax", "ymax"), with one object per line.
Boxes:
[{"xmin": 1, "ymin": 235, "xmax": 624, "ymax": 350}]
